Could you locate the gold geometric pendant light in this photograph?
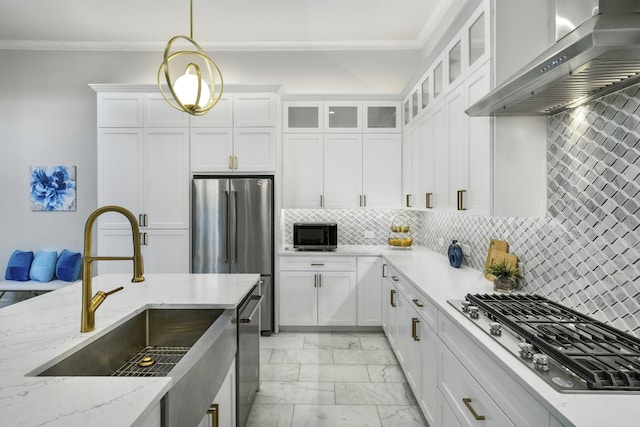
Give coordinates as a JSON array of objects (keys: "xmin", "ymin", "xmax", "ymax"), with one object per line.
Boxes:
[{"xmin": 158, "ymin": 0, "xmax": 223, "ymax": 116}]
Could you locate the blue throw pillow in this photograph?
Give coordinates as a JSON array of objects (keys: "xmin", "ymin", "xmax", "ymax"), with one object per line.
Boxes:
[
  {"xmin": 29, "ymin": 250, "xmax": 58, "ymax": 282},
  {"xmin": 5, "ymin": 250, "xmax": 35, "ymax": 281},
  {"xmin": 56, "ymin": 249, "xmax": 82, "ymax": 282}
]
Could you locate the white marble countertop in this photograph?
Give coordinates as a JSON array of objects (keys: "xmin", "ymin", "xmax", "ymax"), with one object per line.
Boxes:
[
  {"xmin": 0, "ymin": 273, "xmax": 259, "ymax": 427},
  {"xmin": 279, "ymin": 244, "xmax": 640, "ymax": 426}
]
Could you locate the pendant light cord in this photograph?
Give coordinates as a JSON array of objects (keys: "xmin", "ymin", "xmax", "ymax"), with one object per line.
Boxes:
[{"xmin": 189, "ymin": 0, "xmax": 193, "ymax": 39}]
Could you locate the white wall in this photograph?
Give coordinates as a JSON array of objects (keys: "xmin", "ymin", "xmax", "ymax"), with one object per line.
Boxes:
[{"xmin": 0, "ymin": 49, "xmax": 420, "ymax": 272}]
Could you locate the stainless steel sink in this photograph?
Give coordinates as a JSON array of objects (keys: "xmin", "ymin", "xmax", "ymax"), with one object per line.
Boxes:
[{"xmin": 32, "ymin": 307, "xmax": 238, "ymax": 427}]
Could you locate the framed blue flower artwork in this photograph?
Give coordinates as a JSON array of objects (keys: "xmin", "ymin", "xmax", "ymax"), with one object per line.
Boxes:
[{"xmin": 30, "ymin": 165, "xmax": 77, "ymax": 211}]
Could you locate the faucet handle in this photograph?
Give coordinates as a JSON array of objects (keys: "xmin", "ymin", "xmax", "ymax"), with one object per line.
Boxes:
[
  {"xmin": 90, "ymin": 286, "xmax": 124, "ymax": 313},
  {"xmin": 103, "ymin": 286, "xmax": 124, "ymax": 296}
]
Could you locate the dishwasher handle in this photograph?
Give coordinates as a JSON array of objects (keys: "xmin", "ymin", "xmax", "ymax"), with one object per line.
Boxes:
[{"xmin": 239, "ymin": 295, "xmax": 264, "ymax": 324}]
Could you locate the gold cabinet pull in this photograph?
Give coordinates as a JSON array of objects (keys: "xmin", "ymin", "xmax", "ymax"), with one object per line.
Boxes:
[
  {"xmin": 382, "ymin": 263, "xmax": 388, "ymax": 278},
  {"xmin": 310, "ymin": 263, "xmax": 324, "ymax": 266},
  {"xmin": 425, "ymin": 193, "xmax": 432, "ymax": 209},
  {"xmin": 457, "ymin": 190, "xmax": 467, "ymax": 211},
  {"xmin": 138, "ymin": 214, "xmax": 144, "ymax": 226},
  {"xmin": 405, "ymin": 194, "xmax": 412, "ymax": 207},
  {"xmin": 320, "ymin": 194, "xmax": 324, "ymax": 208},
  {"xmin": 359, "ymin": 195, "xmax": 363, "ymax": 207},
  {"xmin": 234, "ymin": 156, "xmax": 238, "ymax": 170},
  {"xmin": 228, "ymin": 156, "xmax": 233, "ymax": 170},
  {"xmin": 363, "ymin": 194, "xmax": 367, "ymax": 207},
  {"xmin": 411, "ymin": 317, "xmax": 420, "ymax": 341},
  {"xmin": 391, "ymin": 276, "xmax": 399, "ymax": 282},
  {"xmin": 412, "ymin": 298, "xmax": 424, "ymax": 308},
  {"xmin": 318, "ymin": 273, "xmax": 322, "ymax": 288},
  {"xmin": 390, "ymin": 289, "xmax": 396, "ymax": 307},
  {"xmin": 462, "ymin": 398, "xmax": 485, "ymax": 421},
  {"xmin": 207, "ymin": 403, "xmax": 219, "ymax": 427},
  {"xmin": 314, "ymin": 273, "xmax": 318, "ymax": 288}
]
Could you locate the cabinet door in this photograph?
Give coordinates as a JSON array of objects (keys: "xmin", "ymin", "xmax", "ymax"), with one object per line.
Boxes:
[
  {"xmin": 357, "ymin": 257, "xmax": 382, "ymax": 326},
  {"xmin": 447, "ymin": 84, "xmax": 468, "ymax": 212},
  {"xmin": 199, "ymin": 358, "xmax": 236, "ymax": 427},
  {"xmin": 431, "ymin": 100, "xmax": 448, "ymax": 210},
  {"xmin": 420, "ymin": 113, "xmax": 435, "ymax": 209},
  {"xmin": 362, "ymin": 134, "xmax": 401, "ymax": 208},
  {"xmin": 97, "ymin": 128, "xmax": 144, "ymax": 229},
  {"xmin": 191, "ymin": 128, "xmax": 234, "ymax": 172},
  {"xmin": 324, "ymin": 101, "xmax": 362, "ymax": 133},
  {"xmin": 401, "ymin": 125, "xmax": 420, "ymax": 208},
  {"xmin": 284, "ymin": 101, "xmax": 323, "ymax": 132},
  {"xmin": 143, "ymin": 229, "xmax": 190, "ymax": 273},
  {"xmin": 317, "ymin": 271, "xmax": 357, "ymax": 326},
  {"xmin": 323, "ymin": 134, "xmax": 363, "ymax": 208},
  {"xmin": 97, "ymin": 93, "xmax": 143, "ymax": 127},
  {"xmin": 418, "ymin": 321, "xmax": 438, "ymax": 427},
  {"xmin": 233, "ymin": 93, "xmax": 277, "ymax": 127},
  {"xmin": 282, "ymin": 134, "xmax": 324, "ymax": 208},
  {"xmin": 279, "ymin": 271, "xmax": 318, "ymax": 326},
  {"xmin": 233, "ymin": 128, "xmax": 277, "ymax": 172},
  {"xmin": 465, "ymin": 61, "xmax": 492, "ymax": 216},
  {"xmin": 397, "ymin": 292, "xmax": 421, "ymax": 394},
  {"xmin": 144, "ymin": 128, "xmax": 190, "ymax": 229},
  {"xmin": 190, "ymin": 95, "xmax": 233, "ymax": 128},
  {"xmin": 143, "ymin": 93, "xmax": 189, "ymax": 128},
  {"xmin": 362, "ymin": 101, "xmax": 400, "ymax": 133}
]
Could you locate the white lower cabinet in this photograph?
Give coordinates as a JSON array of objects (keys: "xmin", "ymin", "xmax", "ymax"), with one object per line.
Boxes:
[
  {"xmin": 199, "ymin": 358, "xmax": 236, "ymax": 427},
  {"xmin": 356, "ymin": 257, "xmax": 382, "ymax": 326},
  {"xmin": 418, "ymin": 315, "xmax": 438, "ymax": 426},
  {"xmin": 279, "ymin": 256, "xmax": 357, "ymax": 326}
]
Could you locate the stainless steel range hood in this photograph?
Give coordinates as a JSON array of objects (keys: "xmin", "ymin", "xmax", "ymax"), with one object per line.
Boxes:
[{"xmin": 466, "ymin": 0, "xmax": 640, "ymax": 117}]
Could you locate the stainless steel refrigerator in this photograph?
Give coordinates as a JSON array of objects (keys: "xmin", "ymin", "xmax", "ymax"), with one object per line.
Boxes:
[{"xmin": 192, "ymin": 176, "xmax": 273, "ymax": 335}]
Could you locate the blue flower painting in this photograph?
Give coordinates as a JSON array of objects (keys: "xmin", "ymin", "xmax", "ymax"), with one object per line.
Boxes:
[{"xmin": 30, "ymin": 165, "xmax": 76, "ymax": 211}]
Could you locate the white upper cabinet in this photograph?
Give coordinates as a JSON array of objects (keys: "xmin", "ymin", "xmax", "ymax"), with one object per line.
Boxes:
[
  {"xmin": 284, "ymin": 101, "xmax": 323, "ymax": 132},
  {"xmin": 97, "ymin": 93, "xmax": 143, "ymax": 127},
  {"xmin": 323, "ymin": 133, "xmax": 363, "ymax": 208},
  {"xmin": 363, "ymin": 101, "xmax": 401, "ymax": 133},
  {"xmin": 189, "ymin": 95, "xmax": 233, "ymax": 128},
  {"xmin": 143, "ymin": 93, "xmax": 189, "ymax": 127},
  {"xmin": 190, "ymin": 128, "xmax": 234, "ymax": 172},
  {"xmin": 324, "ymin": 101, "xmax": 362, "ymax": 133},
  {"xmin": 282, "ymin": 134, "xmax": 324, "ymax": 209},
  {"xmin": 467, "ymin": 4, "xmax": 491, "ymax": 75},
  {"xmin": 233, "ymin": 93, "xmax": 277, "ymax": 127},
  {"xmin": 233, "ymin": 127, "xmax": 277, "ymax": 172},
  {"xmin": 362, "ymin": 134, "xmax": 402, "ymax": 208}
]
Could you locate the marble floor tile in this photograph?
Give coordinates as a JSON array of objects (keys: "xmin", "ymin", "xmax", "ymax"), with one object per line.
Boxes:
[
  {"xmin": 333, "ymin": 349, "xmax": 398, "ymax": 365},
  {"xmin": 334, "ymin": 382, "xmax": 415, "ymax": 405},
  {"xmin": 260, "ymin": 349, "xmax": 273, "ymax": 364},
  {"xmin": 377, "ymin": 405, "xmax": 428, "ymax": 427},
  {"xmin": 367, "ymin": 365, "xmax": 407, "ymax": 383},
  {"xmin": 261, "ymin": 363, "xmax": 301, "ymax": 381},
  {"xmin": 360, "ymin": 335, "xmax": 393, "ymax": 350},
  {"xmin": 292, "ymin": 405, "xmax": 382, "ymax": 427},
  {"xmin": 303, "ymin": 334, "xmax": 362, "ymax": 350},
  {"xmin": 245, "ymin": 403, "xmax": 294, "ymax": 427},
  {"xmin": 260, "ymin": 334, "xmax": 305, "ymax": 349},
  {"xmin": 270, "ymin": 349, "xmax": 334, "ymax": 364},
  {"xmin": 254, "ymin": 381, "xmax": 335, "ymax": 405},
  {"xmin": 299, "ymin": 364, "xmax": 370, "ymax": 382}
]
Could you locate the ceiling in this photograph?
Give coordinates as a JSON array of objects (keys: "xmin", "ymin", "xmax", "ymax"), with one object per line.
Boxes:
[{"xmin": 0, "ymin": 0, "xmax": 466, "ymax": 51}]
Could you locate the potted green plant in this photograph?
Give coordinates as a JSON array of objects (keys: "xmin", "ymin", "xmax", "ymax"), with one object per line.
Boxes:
[{"xmin": 484, "ymin": 260, "xmax": 522, "ymax": 293}]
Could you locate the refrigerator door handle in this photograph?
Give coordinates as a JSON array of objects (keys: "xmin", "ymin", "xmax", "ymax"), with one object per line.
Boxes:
[
  {"xmin": 232, "ymin": 190, "xmax": 238, "ymax": 264},
  {"xmin": 223, "ymin": 190, "xmax": 229, "ymax": 264}
]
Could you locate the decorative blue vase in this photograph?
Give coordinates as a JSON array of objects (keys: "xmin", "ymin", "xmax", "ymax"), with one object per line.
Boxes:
[{"xmin": 448, "ymin": 240, "xmax": 463, "ymax": 268}]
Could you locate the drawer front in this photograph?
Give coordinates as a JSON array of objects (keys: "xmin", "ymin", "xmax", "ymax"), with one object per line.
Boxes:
[
  {"xmin": 280, "ymin": 256, "xmax": 356, "ymax": 272},
  {"xmin": 404, "ymin": 286, "xmax": 437, "ymax": 331},
  {"xmin": 439, "ymin": 344, "xmax": 514, "ymax": 427},
  {"xmin": 439, "ymin": 314, "xmax": 550, "ymax": 427}
]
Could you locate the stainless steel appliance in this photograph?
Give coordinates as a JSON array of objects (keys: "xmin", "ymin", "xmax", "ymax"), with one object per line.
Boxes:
[
  {"xmin": 293, "ymin": 222, "xmax": 338, "ymax": 251},
  {"xmin": 467, "ymin": 0, "xmax": 640, "ymax": 116},
  {"xmin": 192, "ymin": 176, "xmax": 274, "ymax": 335},
  {"xmin": 237, "ymin": 284, "xmax": 262, "ymax": 427},
  {"xmin": 449, "ymin": 294, "xmax": 640, "ymax": 392}
]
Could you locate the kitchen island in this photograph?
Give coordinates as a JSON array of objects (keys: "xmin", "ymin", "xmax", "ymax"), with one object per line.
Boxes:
[{"xmin": 0, "ymin": 273, "xmax": 259, "ymax": 427}]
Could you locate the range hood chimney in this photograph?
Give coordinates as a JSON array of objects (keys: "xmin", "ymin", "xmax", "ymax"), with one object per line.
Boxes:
[{"xmin": 466, "ymin": 0, "xmax": 640, "ymax": 116}]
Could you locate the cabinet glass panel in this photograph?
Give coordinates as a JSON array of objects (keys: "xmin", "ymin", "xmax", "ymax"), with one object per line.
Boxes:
[
  {"xmin": 421, "ymin": 77, "xmax": 430, "ymax": 109},
  {"xmin": 288, "ymin": 106, "xmax": 319, "ymax": 128},
  {"xmin": 367, "ymin": 106, "xmax": 397, "ymax": 129},
  {"xmin": 411, "ymin": 91, "xmax": 419, "ymax": 117},
  {"xmin": 449, "ymin": 41, "xmax": 461, "ymax": 83},
  {"xmin": 469, "ymin": 12, "xmax": 485, "ymax": 66},
  {"xmin": 328, "ymin": 106, "xmax": 358, "ymax": 128},
  {"xmin": 434, "ymin": 62, "xmax": 443, "ymax": 98},
  {"xmin": 404, "ymin": 100, "xmax": 410, "ymax": 125}
]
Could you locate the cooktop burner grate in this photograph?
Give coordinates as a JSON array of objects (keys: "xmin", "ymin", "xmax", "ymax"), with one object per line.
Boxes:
[{"xmin": 465, "ymin": 294, "xmax": 640, "ymax": 391}]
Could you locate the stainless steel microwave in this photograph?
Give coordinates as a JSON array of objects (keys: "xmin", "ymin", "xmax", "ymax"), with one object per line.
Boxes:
[{"xmin": 293, "ymin": 223, "xmax": 338, "ymax": 251}]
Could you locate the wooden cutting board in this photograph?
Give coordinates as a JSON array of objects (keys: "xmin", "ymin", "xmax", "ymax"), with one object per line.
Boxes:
[
  {"xmin": 484, "ymin": 239, "xmax": 511, "ymax": 281},
  {"xmin": 485, "ymin": 249, "xmax": 519, "ymax": 281}
]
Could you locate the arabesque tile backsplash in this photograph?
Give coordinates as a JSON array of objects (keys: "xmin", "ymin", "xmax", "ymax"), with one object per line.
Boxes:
[{"xmin": 283, "ymin": 82, "xmax": 640, "ymax": 336}]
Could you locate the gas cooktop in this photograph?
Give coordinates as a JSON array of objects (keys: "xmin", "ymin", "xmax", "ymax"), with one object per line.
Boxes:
[{"xmin": 449, "ymin": 294, "xmax": 640, "ymax": 393}]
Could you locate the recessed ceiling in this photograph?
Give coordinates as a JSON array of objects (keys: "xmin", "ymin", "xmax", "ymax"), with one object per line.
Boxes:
[{"xmin": 0, "ymin": 0, "xmax": 463, "ymax": 51}]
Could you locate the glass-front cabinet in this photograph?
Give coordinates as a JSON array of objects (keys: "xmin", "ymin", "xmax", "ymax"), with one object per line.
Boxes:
[
  {"xmin": 421, "ymin": 77, "xmax": 430, "ymax": 110},
  {"xmin": 284, "ymin": 101, "xmax": 323, "ymax": 132},
  {"xmin": 363, "ymin": 101, "xmax": 401, "ymax": 133},
  {"xmin": 448, "ymin": 40, "xmax": 462, "ymax": 84},
  {"xmin": 324, "ymin": 101, "xmax": 362, "ymax": 133},
  {"xmin": 433, "ymin": 61, "xmax": 444, "ymax": 99}
]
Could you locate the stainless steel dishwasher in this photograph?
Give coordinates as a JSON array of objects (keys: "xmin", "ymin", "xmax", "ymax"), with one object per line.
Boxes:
[{"xmin": 237, "ymin": 284, "xmax": 262, "ymax": 427}]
